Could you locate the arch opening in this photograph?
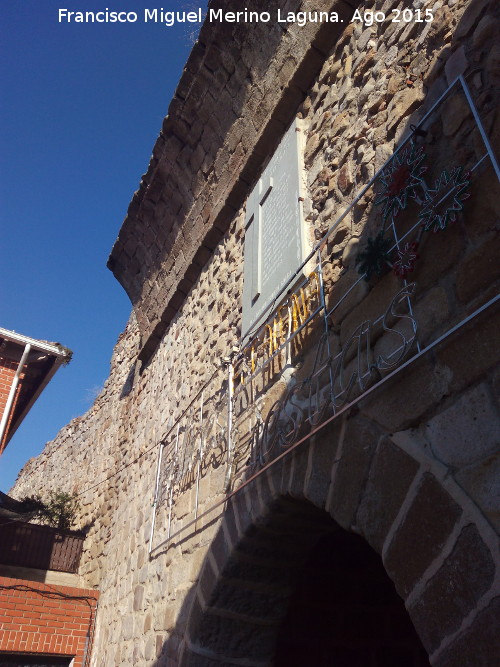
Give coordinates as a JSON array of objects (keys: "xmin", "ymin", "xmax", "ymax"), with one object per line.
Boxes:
[
  {"xmin": 275, "ymin": 529, "xmax": 429, "ymax": 666},
  {"xmin": 187, "ymin": 496, "xmax": 429, "ymax": 666}
]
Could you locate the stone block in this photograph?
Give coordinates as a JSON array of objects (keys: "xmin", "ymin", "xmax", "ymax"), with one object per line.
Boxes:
[
  {"xmin": 143, "ymin": 613, "xmax": 152, "ymax": 633},
  {"xmin": 467, "ymin": 167, "xmax": 500, "ymax": 241},
  {"xmin": 121, "ymin": 614, "xmax": 135, "ymax": 641},
  {"xmin": 210, "ymin": 578, "xmax": 289, "ymax": 621},
  {"xmin": 194, "ymin": 610, "xmax": 278, "ymax": 661},
  {"xmin": 408, "ymin": 524, "xmax": 495, "ymax": 654},
  {"xmin": 218, "ymin": 499, "xmax": 238, "ymax": 552},
  {"xmin": 441, "ymin": 93, "xmax": 470, "ymax": 137},
  {"xmin": 264, "ymin": 458, "xmax": 286, "ymax": 498},
  {"xmin": 387, "ymin": 85, "xmax": 425, "ymax": 134},
  {"xmin": 413, "ymin": 286, "xmax": 450, "ymax": 345},
  {"xmin": 384, "ymin": 473, "xmax": 463, "ymax": 598},
  {"xmin": 339, "ymin": 271, "xmax": 401, "ymax": 346},
  {"xmin": 472, "ymin": 14, "xmax": 500, "ymax": 49},
  {"xmin": 359, "ymin": 358, "xmax": 451, "ymax": 433},
  {"xmin": 155, "ymin": 634, "xmax": 165, "ymax": 659},
  {"xmin": 286, "ymin": 441, "xmax": 310, "ymax": 501},
  {"xmin": 436, "ymin": 304, "xmax": 500, "ymax": 392},
  {"xmin": 453, "ymin": 0, "xmax": 491, "ymax": 41},
  {"xmin": 133, "ymin": 584, "xmax": 144, "ymax": 612},
  {"xmin": 198, "ymin": 558, "xmax": 219, "ymax": 608},
  {"xmin": 255, "ymin": 468, "xmax": 279, "ymax": 511},
  {"xmin": 174, "ymin": 489, "xmax": 193, "ymax": 521},
  {"xmin": 455, "ymin": 233, "xmax": 500, "ymax": 304},
  {"xmin": 356, "ymin": 437, "xmax": 419, "ymax": 552},
  {"xmin": 189, "ymin": 545, "xmax": 209, "ymax": 583},
  {"xmin": 327, "ymin": 417, "xmax": 380, "ymax": 531},
  {"xmin": 328, "ymin": 273, "xmax": 368, "ymax": 329},
  {"xmin": 305, "ymin": 419, "xmax": 344, "ymax": 511},
  {"xmin": 208, "ymin": 529, "xmax": 232, "ymax": 577},
  {"xmin": 414, "ymin": 217, "xmax": 466, "ymax": 287},
  {"xmin": 162, "ymin": 603, "xmax": 180, "ymax": 632},
  {"xmin": 144, "ymin": 635, "xmax": 155, "ymax": 661},
  {"xmin": 456, "ymin": 453, "xmax": 500, "ymax": 532},
  {"xmin": 425, "ymin": 383, "xmax": 500, "ymax": 468},
  {"xmin": 445, "ymin": 46, "xmax": 468, "ymax": 86},
  {"xmin": 433, "ymin": 596, "xmax": 500, "ymax": 667}
]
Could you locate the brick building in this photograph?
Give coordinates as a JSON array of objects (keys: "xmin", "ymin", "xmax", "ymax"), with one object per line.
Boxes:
[
  {"xmin": 0, "ymin": 329, "xmax": 99, "ymax": 667},
  {"xmin": 10, "ymin": 0, "xmax": 500, "ymax": 665},
  {"xmin": 0, "ymin": 328, "xmax": 70, "ymax": 455},
  {"xmin": 0, "ymin": 580, "xmax": 98, "ymax": 667}
]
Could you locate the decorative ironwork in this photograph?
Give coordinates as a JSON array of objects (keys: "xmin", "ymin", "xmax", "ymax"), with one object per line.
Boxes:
[
  {"xmin": 147, "ymin": 75, "xmax": 500, "ymax": 555},
  {"xmin": 419, "ymin": 166, "xmax": 471, "ymax": 232},
  {"xmin": 392, "ymin": 240, "xmax": 420, "ymax": 278},
  {"xmin": 250, "ymin": 283, "xmax": 418, "ymax": 467},
  {"xmin": 375, "ymin": 141, "xmax": 427, "ymax": 222},
  {"xmin": 356, "ymin": 232, "xmax": 393, "ymax": 280}
]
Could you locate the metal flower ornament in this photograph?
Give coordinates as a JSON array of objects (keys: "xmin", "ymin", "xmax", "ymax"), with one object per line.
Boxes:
[
  {"xmin": 418, "ymin": 166, "xmax": 471, "ymax": 232},
  {"xmin": 356, "ymin": 232, "xmax": 393, "ymax": 280},
  {"xmin": 375, "ymin": 141, "xmax": 428, "ymax": 222},
  {"xmin": 392, "ymin": 241, "xmax": 420, "ymax": 279}
]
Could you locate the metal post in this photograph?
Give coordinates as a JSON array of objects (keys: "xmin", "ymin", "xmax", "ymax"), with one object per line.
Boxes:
[
  {"xmin": 148, "ymin": 441, "xmax": 164, "ymax": 555},
  {"xmin": 460, "ymin": 76, "xmax": 500, "ymax": 181},
  {"xmin": 167, "ymin": 424, "xmax": 180, "ymax": 540},
  {"xmin": 194, "ymin": 392, "xmax": 204, "ymax": 525},
  {"xmin": 316, "ymin": 248, "xmax": 334, "ymax": 394},
  {"xmin": 0, "ymin": 343, "xmax": 31, "ymax": 449},
  {"xmin": 223, "ymin": 361, "xmax": 235, "ymax": 491}
]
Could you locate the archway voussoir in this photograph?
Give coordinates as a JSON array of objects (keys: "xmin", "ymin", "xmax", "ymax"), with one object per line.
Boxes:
[
  {"xmin": 304, "ymin": 418, "xmax": 343, "ymax": 510},
  {"xmin": 326, "ymin": 416, "xmax": 380, "ymax": 531},
  {"xmin": 198, "ymin": 556, "xmax": 221, "ymax": 610},
  {"xmin": 208, "ymin": 529, "xmax": 233, "ymax": 581},
  {"xmin": 383, "ymin": 473, "xmax": 464, "ymax": 598},
  {"xmin": 210, "ymin": 579, "xmax": 291, "ymax": 623},
  {"xmin": 355, "ymin": 436, "xmax": 420, "ymax": 553},
  {"xmin": 263, "ymin": 455, "xmax": 287, "ymax": 497},
  {"xmin": 254, "ymin": 470, "xmax": 280, "ymax": 514},
  {"xmin": 286, "ymin": 443, "xmax": 309, "ymax": 500},
  {"xmin": 407, "ymin": 524, "xmax": 496, "ymax": 656},
  {"xmin": 193, "ymin": 610, "xmax": 281, "ymax": 664},
  {"xmin": 432, "ymin": 596, "xmax": 500, "ymax": 667},
  {"xmin": 222, "ymin": 497, "xmax": 242, "ymax": 547}
]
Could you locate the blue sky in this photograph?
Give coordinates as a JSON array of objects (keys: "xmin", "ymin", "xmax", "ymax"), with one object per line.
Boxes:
[{"xmin": 0, "ymin": 1, "xmax": 200, "ymax": 490}]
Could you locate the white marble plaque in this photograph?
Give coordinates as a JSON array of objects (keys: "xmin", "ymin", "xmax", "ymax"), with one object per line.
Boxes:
[{"xmin": 241, "ymin": 119, "xmax": 307, "ymax": 339}]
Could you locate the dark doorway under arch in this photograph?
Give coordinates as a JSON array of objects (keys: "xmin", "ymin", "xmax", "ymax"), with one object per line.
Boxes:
[
  {"xmin": 275, "ymin": 529, "xmax": 429, "ymax": 667},
  {"xmin": 186, "ymin": 496, "xmax": 430, "ymax": 666}
]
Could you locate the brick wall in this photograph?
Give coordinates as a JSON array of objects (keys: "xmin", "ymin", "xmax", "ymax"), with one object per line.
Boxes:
[
  {"xmin": 0, "ymin": 577, "xmax": 98, "ymax": 667},
  {"xmin": 0, "ymin": 358, "xmax": 23, "ymax": 454}
]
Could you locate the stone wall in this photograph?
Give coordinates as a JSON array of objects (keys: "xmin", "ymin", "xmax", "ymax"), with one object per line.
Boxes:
[
  {"xmin": 11, "ymin": 0, "xmax": 500, "ymax": 665},
  {"xmin": 108, "ymin": 0, "xmax": 354, "ymax": 362}
]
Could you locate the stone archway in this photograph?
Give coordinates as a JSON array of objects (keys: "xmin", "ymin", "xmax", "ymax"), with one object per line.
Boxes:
[
  {"xmin": 179, "ymin": 420, "xmax": 499, "ymax": 666},
  {"xmin": 181, "ymin": 496, "xmax": 429, "ymax": 666}
]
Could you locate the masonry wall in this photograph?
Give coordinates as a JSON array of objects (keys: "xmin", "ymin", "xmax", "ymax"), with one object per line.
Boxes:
[
  {"xmin": 0, "ymin": 577, "xmax": 98, "ymax": 666},
  {"xmin": 10, "ymin": 0, "xmax": 500, "ymax": 665}
]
